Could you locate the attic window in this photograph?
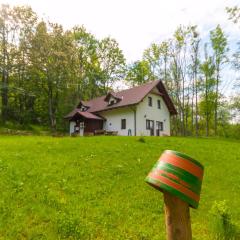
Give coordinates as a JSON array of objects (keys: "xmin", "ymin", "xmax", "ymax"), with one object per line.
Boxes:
[
  {"xmin": 105, "ymin": 94, "xmax": 121, "ymax": 106},
  {"xmin": 108, "ymin": 99, "xmax": 116, "ymax": 106},
  {"xmin": 80, "ymin": 106, "xmax": 86, "ymax": 111}
]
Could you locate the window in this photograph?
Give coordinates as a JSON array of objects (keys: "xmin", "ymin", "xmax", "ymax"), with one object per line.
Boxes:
[
  {"xmin": 146, "ymin": 119, "xmax": 154, "ymax": 130},
  {"xmin": 109, "ymin": 99, "xmax": 115, "ymax": 106},
  {"xmin": 121, "ymin": 119, "xmax": 126, "ymax": 129},
  {"xmin": 157, "ymin": 99, "xmax": 161, "ymax": 109},
  {"xmin": 148, "ymin": 96, "xmax": 152, "ymax": 106},
  {"xmin": 156, "ymin": 121, "xmax": 163, "ymax": 131}
]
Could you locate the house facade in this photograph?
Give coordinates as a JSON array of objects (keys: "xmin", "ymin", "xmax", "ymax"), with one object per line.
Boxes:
[{"xmin": 65, "ymin": 80, "xmax": 177, "ymax": 136}]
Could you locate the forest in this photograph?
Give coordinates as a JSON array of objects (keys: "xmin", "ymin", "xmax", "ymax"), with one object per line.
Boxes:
[{"xmin": 0, "ymin": 4, "xmax": 240, "ymax": 137}]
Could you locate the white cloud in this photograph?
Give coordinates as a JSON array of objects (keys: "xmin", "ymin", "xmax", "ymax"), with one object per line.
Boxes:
[{"xmin": 1, "ymin": 0, "xmax": 240, "ymax": 62}]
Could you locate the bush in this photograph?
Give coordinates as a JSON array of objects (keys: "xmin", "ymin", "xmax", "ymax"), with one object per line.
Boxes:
[
  {"xmin": 209, "ymin": 200, "xmax": 237, "ymax": 240},
  {"xmin": 138, "ymin": 136, "xmax": 146, "ymax": 143}
]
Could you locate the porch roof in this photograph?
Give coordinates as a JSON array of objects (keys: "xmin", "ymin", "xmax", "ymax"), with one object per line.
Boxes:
[{"xmin": 64, "ymin": 109, "xmax": 104, "ymax": 120}]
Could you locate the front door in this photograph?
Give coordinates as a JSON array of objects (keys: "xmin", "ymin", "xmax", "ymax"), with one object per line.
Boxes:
[
  {"xmin": 150, "ymin": 120, "xmax": 154, "ymax": 136},
  {"xmin": 156, "ymin": 121, "xmax": 160, "ymax": 136},
  {"xmin": 156, "ymin": 121, "xmax": 163, "ymax": 136}
]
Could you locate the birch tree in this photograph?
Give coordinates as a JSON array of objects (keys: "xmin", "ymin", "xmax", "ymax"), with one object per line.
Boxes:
[{"xmin": 210, "ymin": 25, "xmax": 228, "ymax": 135}]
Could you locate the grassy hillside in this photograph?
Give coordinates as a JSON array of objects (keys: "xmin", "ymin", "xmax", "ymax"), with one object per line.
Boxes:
[{"xmin": 0, "ymin": 136, "xmax": 239, "ymax": 239}]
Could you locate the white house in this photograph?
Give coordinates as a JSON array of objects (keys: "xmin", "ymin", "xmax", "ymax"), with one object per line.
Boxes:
[{"xmin": 64, "ymin": 80, "xmax": 177, "ymax": 136}]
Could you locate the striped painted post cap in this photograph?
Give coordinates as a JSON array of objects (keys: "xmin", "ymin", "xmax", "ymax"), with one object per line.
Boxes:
[{"xmin": 145, "ymin": 150, "xmax": 204, "ymax": 209}]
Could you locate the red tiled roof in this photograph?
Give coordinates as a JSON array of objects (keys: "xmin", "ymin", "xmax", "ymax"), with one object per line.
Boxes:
[
  {"xmin": 65, "ymin": 80, "xmax": 177, "ymax": 118},
  {"xmin": 64, "ymin": 109, "xmax": 103, "ymax": 120}
]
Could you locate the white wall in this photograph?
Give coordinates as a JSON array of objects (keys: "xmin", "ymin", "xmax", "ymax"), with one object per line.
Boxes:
[
  {"xmin": 100, "ymin": 107, "xmax": 135, "ymax": 136},
  {"xmin": 136, "ymin": 92, "xmax": 170, "ymax": 136},
  {"xmin": 99, "ymin": 91, "xmax": 171, "ymax": 136}
]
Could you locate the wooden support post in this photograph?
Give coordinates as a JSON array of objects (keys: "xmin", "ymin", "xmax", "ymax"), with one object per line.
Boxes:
[{"xmin": 164, "ymin": 191, "xmax": 192, "ymax": 240}]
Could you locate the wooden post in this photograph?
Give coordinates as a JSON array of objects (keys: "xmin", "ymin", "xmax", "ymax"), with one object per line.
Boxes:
[
  {"xmin": 164, "ymin": 191, "xmax": 192, "ymax": 240},
  {"xmin": 145, "ymin": 150, "xmax": 204, "ymax": 240}
]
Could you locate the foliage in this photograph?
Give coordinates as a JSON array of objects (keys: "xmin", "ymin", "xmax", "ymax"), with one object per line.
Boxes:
[
  {"xmin": 0, "ymin": 4, "xmax": 126, "ymax": 131},
  {"xmin": 126, "ymin": 23, "xmax": 232, "ymax": 137},
  {"xmin": 126, "ymin": 60, "xmax": 152, "ymax": 86},
  {"xmin": 137, "ymin": 136, "xmax": 146, "ymax": 143},
  {"xmin": 209, "ymin": 200, "xmax": 237, "ymax": 240}
]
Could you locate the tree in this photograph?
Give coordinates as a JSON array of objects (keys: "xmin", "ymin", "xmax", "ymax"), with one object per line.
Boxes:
[
  {"xmin": 126, "ymin": 60, "xmax": 152, "ymax": 86},
  {"xmin": 143, "ymin": 41, "xmax": 171, "ymax": 87},
  {"xmin": 0, "ymin": 4, "xmax": 15, "ymax": 123},
  {"xmin": 98, "ymin": 37, "xmax": 125, "ymax": 93},
  {"xmin": 29, "ymin": 21, "xmax": 74, "ymax": 130},
  {"xmin": 170, "ymin": 25, "xmax": 190, "ymax": 135},
  {"xmin": 189, "ymin": 26, "xmax": 200, "ymax": 136},
  {"xmin": 12, "ymin": 5, "xmax": 37, "ymax": 123},
  {"xmin": 71, "ymin": 26, "xmax": 100, "ymax": 100},
  {"xmin": 199, "ymin": 45, "xmax": 216, "ymax": 136},
  {"xmin": 210, "ymin": 25, "xmax": 228, "ymax": 135},
  {"xmin": 143, "ymin": 43, "xmax": 161, "ymax": 78},
  {"xmin": 226, "ymin": 6, "xmax": 240, "ymax": 25}
]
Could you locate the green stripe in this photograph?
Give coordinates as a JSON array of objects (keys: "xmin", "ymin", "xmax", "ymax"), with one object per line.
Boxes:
[
  {"xmin": 165, "ymin": 150, "xmax": 204, "ymax": 169},
  {"xmin": 155, "ymin": 162, "xmax": 202, "ymax": 192},
  {"xmin": 145, "ymin": 177, "xmax": 199, "ymax": 209},
  {"xmin": 160, "ymin": 173, "xmax": 201, "ymax": 195}
]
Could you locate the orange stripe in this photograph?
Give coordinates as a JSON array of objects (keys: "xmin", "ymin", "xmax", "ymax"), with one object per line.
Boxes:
[
  {"xmin": 149, "ymin": 173, "xmax": 199, "ymax": 202},
  {"xmin": 159, "ymin": 153, "xmax": 203, "ymax": 180},
  {"xmin": 152, "ymin": 169, "xmax": 180, "ymax": 181},
  {"xmin": 152, "ymin": 169, "xmax": 190, "ymax": 189}
]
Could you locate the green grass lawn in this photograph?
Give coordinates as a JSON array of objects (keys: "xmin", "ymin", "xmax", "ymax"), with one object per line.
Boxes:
[{"xmin": 0, "ymin": 136, "xmax": 239, "ymax": 240}]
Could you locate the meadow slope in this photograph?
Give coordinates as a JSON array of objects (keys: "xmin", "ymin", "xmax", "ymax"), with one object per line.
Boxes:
[{"xmin": 0, "ymin": 136, "xmax": 239, "ymax": 239}]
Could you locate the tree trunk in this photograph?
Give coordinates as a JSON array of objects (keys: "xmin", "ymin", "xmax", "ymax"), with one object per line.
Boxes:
[
  {"xmin": 1, "ymin": 69, "xmax": 9, "ymax": 123},
  {"xmin": 205, "ymin": 77, "xmax": 209, "ymax": 137},
  {"xmin": 214, "ymin": 69, "xmax": 219, "ymax": 136},
  {"xmin": 48, "ymin": 90, "xmax": 56, "ymax": 131},
  {"xmin": 182, "ymin": 77, "xmax": 185, "ymax": 136},
  {"xmin": 195, "ymin": 76, "xmax": 198, "ymax": 137},
  {"xmin": 191, "ymin": 78, "xmax": 194, "ymax": 135}
]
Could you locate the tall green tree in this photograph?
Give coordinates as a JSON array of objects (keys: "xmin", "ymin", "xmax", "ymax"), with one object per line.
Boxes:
[
  {"xmin": 210, "ymin": 25, "xmax": 228, "ymax": 135},
  {"xmin": 199, "ymin": 45, "xmax": 216, "ymax": 136},
  {"xmin": 126, "ymin": 60, "xmax": 152, "ymax": 86},
  {"xmin": 98, "ymin": 37, "xmax": 125, "ymax": 93},
  {"xmin": 29, "ymin": 21, "xmax": 74, "ymax": 130},
  {"xmin": 0, "ymin": 4, "xmax": 15, "ymax": 123},
  {"xmin": 71, "ymin": 26, "xmax": 100, "ymax": 100},
  {"xmin": 189, "ymin": 26, "xmax": 200, "ymax": 136}
]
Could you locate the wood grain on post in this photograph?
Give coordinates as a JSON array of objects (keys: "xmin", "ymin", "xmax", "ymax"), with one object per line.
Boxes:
[{"xmin": 164, "ymin": 191, "xmax": 192, "ymax": 240}]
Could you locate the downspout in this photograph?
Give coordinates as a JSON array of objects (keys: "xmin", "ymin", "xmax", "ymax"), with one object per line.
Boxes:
[
  {"xmin": 130, "ymin": 106, "xmax": 137, "ymax": 136},
  {"xmin": 134, "ymin": 109, "xmax": 136, "ymax": 136}
]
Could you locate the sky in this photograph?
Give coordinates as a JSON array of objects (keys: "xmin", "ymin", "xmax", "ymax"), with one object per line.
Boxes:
[
  {"xmin": 2, "ymin": 0, "xmax": 240, "ymax": 62},
  {"xmin": 2, "ymin": 0, "xmax": 240, "ymax": 93}
]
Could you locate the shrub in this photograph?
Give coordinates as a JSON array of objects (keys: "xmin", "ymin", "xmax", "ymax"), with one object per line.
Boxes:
[
  {"xmin": 138, "ymin": 136, "xmax": 146, "ymax": 143},
  {"xmin": 209, "ymin": 200, "xmax": 237, "ymax": 240}
]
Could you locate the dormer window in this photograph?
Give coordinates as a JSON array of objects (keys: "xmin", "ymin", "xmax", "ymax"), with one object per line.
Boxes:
[
  {"xmin": 109, "ymin": 99, "xmax": 115, "ymax": 106},
  {"xmin": 76, "ymin": 100, "xmax": 90, "ymax": 112},
  {"xmin": 80, "ymin": 106, "xmax": 86, "ymax": 111},
  {"xmin": 104, "ymin": 92, "xmax": 122, "ymax": 106}
]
